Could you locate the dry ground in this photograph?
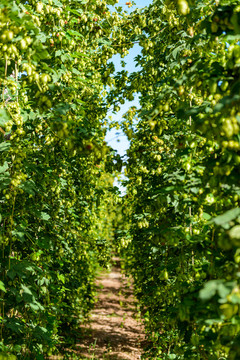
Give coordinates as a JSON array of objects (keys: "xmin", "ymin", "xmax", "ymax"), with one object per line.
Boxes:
[{"xmin": 76, "ymin": 258, "xmax": 145, "ymax": 359}]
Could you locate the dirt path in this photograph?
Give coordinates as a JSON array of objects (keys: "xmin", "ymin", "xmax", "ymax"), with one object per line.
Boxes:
[{"xmin": 77, "ymin": 258, "xmax": 145, "ymax": 359}]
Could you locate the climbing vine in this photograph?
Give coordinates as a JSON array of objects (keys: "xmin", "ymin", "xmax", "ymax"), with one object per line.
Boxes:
[
  {"xmin": 2, "ymin": 0, "xmax": 240, "ymax": 359},
  {"xmin": 119, "ymin": 0, "xmax": 240, "ymax": 359},
  {"xmin": 0, "ymin": 0, "xmax": 141, "ymax": 358}
]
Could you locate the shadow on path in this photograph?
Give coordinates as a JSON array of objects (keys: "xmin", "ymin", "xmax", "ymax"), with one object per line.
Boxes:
[{"xmin": 76, "ymin": 257, "xmax": 145, "ymax": 359}]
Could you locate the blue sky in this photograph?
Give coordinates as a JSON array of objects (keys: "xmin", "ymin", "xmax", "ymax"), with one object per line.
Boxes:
[
  {"xmin": 106, "ymin": 0, "xmax": 152, "ymax": 154},
  {"xmin": 105, "ymin": 0, "xmax": 152, "ymax": 192},
  {"xmin": 105, "ymin": 44, "xmax": 142, "ymax": 157}
]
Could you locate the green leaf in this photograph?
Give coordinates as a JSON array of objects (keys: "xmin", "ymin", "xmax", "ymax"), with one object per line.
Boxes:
[
  {"xmin": 40, "ymin": 212, "xmax": 50, "ymax": 221},
  {"xmin": 72, "ymin": 68, "xmax": 82, "ymax": 75},
  {"xmin": 0, "ymin": 161, "xmax": 8, "ymax": 173},
  {"xmin": 7, "ymin": 269, "xmax": 16, "ymax": 280},
  {"xmin": 65, "ymin": 6, "xmax": 83, "ymax": 16},
  {"xmin": 0, "ymin": 281, "xmax": 6, "ymax": 293},
  {"xmin": 57, "ymin": 273, "xmax": 65, "ymax": 283},
  {"xmin": 98, "ymin": 38, "xmax": 112, "ymax": 47},
  {"xmin": 33, "ymin": 325, "xmax": 50, "ymax": 341},
  {"xmin": 0, "ymin": 142, "xmax": 11, "ymax": 152},
  {"xmin": 71, "ymin": 51, "xmax": 88, "ymax": 59},
  {"xmin": 0, "ymin": 173, "xmax": 10, "ymax": 190},
  {"xmin": 203, "ymin": 212, "xmax": 211, "ymax": 220},
  {"xmin": 55, "ymin": 103, "xmax": 71, "ymax": 115},
  {"xmin": 0, "ymin": 108, "xmax": 10, "ymax": 127},
  {"xmin": 0, "ymin": 354, "xmax": 16, "ymax": 360},
  {"xmin": 230, "ymin": 294, "xmax": 240, "ymax": 304},
  {"xmin": 55, "ymin": 49, "xmax": 63, "ymax": 57},
  {"xmin": 13, "ymin": 345, "xmax": 21, "ymax": 352},
  {"xmin": 19, "ymin": 180, "xmax": 37, "ymax": 195},
  {"xmin": 217, "ymin": 283, "xmax": 232, "ymax": 299},
  {"xmin": 224, "ymin": 34, "xmax": 240, "ymax": 41},
  {"xmin": 30, "ymin": 301, "xmax": 44, "ymax": 311},
  {"xmin": 200, "ymin": 280, "xmax": 235, "ymax": 301},
  {"xmin": 61, "ymin": 54, "xmax": 70, "ymax": 62},
  {"xmin": 21, "ymin": 285, "xmax": 32, "ymax": 295},
  {"xmin": 211, "ymin": 208, "xmax": 240, "ymax": 226},
  {"xmin": 52, "ymin": 0, "xmax": 63, "ymax": 6},
  {"xmin": 11, "ymin": 230, "xmax": 25, "ymax": 242},
  {"xmin": 66, "ymin": 30, "xmax": 84, "ymax": 39},
  {"xmin": 228, "ymin": 225, "xmax": 240, "ymax": 240},
  {"xmin": 36, "ymin": 32, "xmax": 47, "ymax": 43},
  {"xmin": 199, "ymin": 280, "xmax": 219, "ymax": 301},
  {"xmin": 170, "ymin": 44, "xmax": 185, "ymax": 60},
  {"xmin": 190, "ymin": 187, "xmax": 199, "ymax": 194}
]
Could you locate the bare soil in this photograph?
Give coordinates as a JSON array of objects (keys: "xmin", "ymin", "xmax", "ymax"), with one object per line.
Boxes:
[{"xmin": 76, "ymin": 257, "xmax": 145, "ymax": 359}]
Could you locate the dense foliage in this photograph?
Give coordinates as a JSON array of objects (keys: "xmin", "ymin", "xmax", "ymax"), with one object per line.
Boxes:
[
  {"xmin": 2, "ymin": 0, "xmax": 240, "ymax": 359},
  {"xmin": 0, "ymin": 0, "xmax": 135, "ymax": 358},
  {"xmin": 119, "ymin": 0, "xmax": 240, "ymax": 359}
]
